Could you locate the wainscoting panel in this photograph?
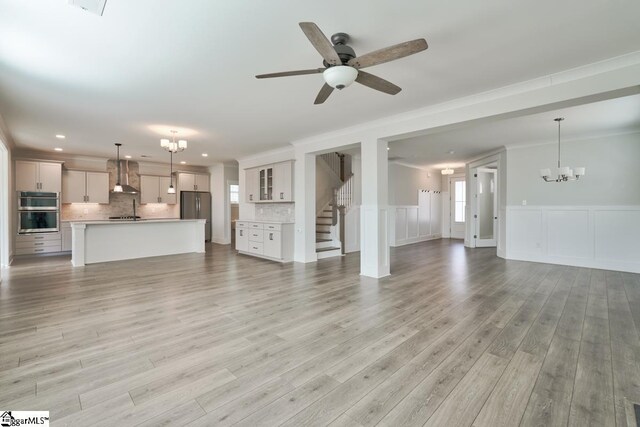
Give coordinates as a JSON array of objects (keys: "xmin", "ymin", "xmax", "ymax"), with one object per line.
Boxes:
[
  {"xmin": 507, "ymin": 206, "xmax": 640, "ymax": 273},
  {"xmin": 390, "ymin": 195, "xmax": 442, "ymax": 247}
]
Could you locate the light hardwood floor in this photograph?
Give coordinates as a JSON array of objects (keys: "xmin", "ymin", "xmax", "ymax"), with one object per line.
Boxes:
[{"xmin": 1, "ymin": 239, "xmax": 639, "ymax": 426}]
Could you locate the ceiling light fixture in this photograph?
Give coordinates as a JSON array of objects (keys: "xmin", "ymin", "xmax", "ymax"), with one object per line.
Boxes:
[
  {"xmin": 160, "ymin": 130, "xmax": 187, "ymax": 153},
  {"xmin": 180, "ymin": 161, "xmax": 186, "ymax": 165},
  {"xmin": 55, "ymin": 134, "xmax": 65, "ymax": 139},
  {"xmin": 54, "ymin": 147, "xmax": 63, "ymax": 152},
  {"xmin": 540, "ymin": 118, "xmax": 585, "ymax": 182},
  {"xmin": 201, "ymin": 153, "xmax": 208, "ymax": 157},
  {"xmin": 113, "ymin": 143, "xmax": 123, "ymax": 192},
  {"xmin": 124, "ymin": 155, "xmax": 132, "ymax": 159},
  {"xmin": 323, "ymin": 65, "xmax": 358, "ymax": 90},
  {"xmin": 167, "ymin": 151, "xmax": 176, "ymax": 194},
  {"xmin": 441, "ymin": 166, "xmax": 454, "ymax": 175}
]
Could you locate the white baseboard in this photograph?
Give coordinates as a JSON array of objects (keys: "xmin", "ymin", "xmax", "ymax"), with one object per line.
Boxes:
[
  {"xmin": 506, "ymin": 251, "xmax": 640, "ymax": 274},
  {"xmin": 211, "ymin": 237, "xmax": 231, "ymax": 245},
  {"xmin": 391, "ymin": 234, "xmax": 442, "ymax": 248}
]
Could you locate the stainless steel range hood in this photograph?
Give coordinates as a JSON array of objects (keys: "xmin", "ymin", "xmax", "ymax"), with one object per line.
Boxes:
[{"xmin": 109, "ymin": 159, "xmax": 140, "ymax": 194}]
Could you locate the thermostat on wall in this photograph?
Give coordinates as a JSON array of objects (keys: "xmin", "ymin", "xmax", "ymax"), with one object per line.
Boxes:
[{"xmin": 68, "ymin": 0, "xmax": 107, "ymax": 16}]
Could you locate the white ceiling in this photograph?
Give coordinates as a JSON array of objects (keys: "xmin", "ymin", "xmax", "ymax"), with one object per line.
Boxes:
[
  {"xmin": 388, "ymin": 94, "xmax": 640, "ymax": 169},
  {"xmin": 1, "ymin": 0, "xmax": 640, "ymax": 165}
]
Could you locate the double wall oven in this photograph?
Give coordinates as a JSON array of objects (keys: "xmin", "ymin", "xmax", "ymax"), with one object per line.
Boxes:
[{"xmin": 17, "ymin": 192, "xmax": 60, "ymax": 233}]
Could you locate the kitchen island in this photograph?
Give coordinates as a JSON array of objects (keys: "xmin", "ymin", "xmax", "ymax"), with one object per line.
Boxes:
[{"xmin": 70, "ymin": 219, "xmax": 206, "ymax": 267}]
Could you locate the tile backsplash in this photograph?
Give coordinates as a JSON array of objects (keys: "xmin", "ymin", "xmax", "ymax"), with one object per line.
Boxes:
[
  {"xmin": 254, "ymin": 203, "xmax": 295, "ymax": 222},
  {"xmin": 62, "ymin": 193, "xmax": 179, "ymax": 220}
]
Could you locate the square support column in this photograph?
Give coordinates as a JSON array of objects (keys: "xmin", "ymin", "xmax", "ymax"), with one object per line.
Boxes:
[
  {"xmin": 360, "ymin": 138, "xmax": 390, "ymax": 278},
  {"xmin": 294, "ymin": 151, "xmax": 318, "ymax": 263}
]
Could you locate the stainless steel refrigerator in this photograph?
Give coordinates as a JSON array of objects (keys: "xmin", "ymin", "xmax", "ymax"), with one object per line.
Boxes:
[{"xmin": 180, "ymin": 191, "xmax": 211, "ymax": 242}]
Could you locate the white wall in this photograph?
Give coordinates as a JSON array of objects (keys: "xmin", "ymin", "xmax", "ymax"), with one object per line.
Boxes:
[
  {"xmin": 505, "ymin": 132, "xmax": 640, "ymax": 273},
  {"xmin": 0, "ymin": 115, "xmax": 14, "ymax": 270},
  {"xmin": 507, "ymin": 132, "xmax": 640, "ymax": 206},
  {"xmin": 388, "ymin": 162, "xmax": 441, "ymax": 205},
  {"xmin": 210, "ymin": 163, "xmax": 238, "ymax": 244}
]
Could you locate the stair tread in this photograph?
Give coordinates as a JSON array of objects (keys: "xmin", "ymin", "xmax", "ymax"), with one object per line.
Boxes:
[
  {"xmin": 316, "ymin": 238, "xmax": 332, "ymax": 242},
  {"xmin": 316, "ymin": 246, "xmax": 341, "ymax": 253}
]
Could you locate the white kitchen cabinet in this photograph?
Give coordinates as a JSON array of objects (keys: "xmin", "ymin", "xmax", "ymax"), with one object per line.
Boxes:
[
  {"xmin": 245, "ymin": 161, "xmax": 293, "ymax": 203},
  {"xmin": 235, "ymin": 221, "xmax": 248, "ymax": 251},
  {"xmin": 273, "ymin": 161, "xmax": 294, "ymax": 202},
  {"xmin": 245, "ymin": 168, "xmax": 259, "ymax": 202},
  {"xmin": 177, "ymin": 173, "xmax": 210, "ymax": 192},
  {"xmin": 16, "ymin": 161, "xmax": 62, "ymax": 192},
  {"xmin": 61, "ymin": 222, "xmax": 72, "ymax": 251},
  {"xmin": 235, "ymin": 221, "xmax": 293, "ymax": 262},
  {"xmin": 15, "ymin": 232, "xmax": 61, "ymax": 255},
  {"xmin": 140, "ymin": 175, "xmax": 177, "ymax": 204},
  {"xmin": 62, "ymin": 170, "xmax": 109, "ymax": 203}
]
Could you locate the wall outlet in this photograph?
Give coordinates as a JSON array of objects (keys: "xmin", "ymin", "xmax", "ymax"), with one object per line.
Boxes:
[{"xmin": 522, "ymin": 200, "xmax": 527, "ymax": 206}]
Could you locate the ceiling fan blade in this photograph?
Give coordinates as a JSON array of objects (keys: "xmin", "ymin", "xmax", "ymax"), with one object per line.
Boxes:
[
  {"xmin": 299, "ymin": 22, "xmax": 341, "ymax": 66},
  {"xmin": 348, "ymin": 38, "xmax": 428, "ymax": 69},
  {"xmin": 314, "ymin": 83, "xmax": 334, "ymax": 104},
  {"xmin": 256, "ymin": 69, "xmax": 324, "ymax": 79},
  {"xmin": 355, "ymin": 71, "xmax": 401, "ymax": 95}
]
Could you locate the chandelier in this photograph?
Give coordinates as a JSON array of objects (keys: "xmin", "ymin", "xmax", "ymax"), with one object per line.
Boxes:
[
  {"xmin": 441, "ymin": 166, "xmax": 454, "ymax": 175},
  {"xmin": 540, "ymin": 118, "xmax": 585, "ymax": 182},
  {"xmin": 160, "ymin": 130, "xmax": 187, "ymax": 153}
]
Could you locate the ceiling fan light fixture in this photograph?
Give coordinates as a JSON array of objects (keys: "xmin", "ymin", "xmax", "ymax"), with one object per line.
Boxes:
[{"xmin": 323, "ymin": 66, "xmax": 358, "ymax": 90}]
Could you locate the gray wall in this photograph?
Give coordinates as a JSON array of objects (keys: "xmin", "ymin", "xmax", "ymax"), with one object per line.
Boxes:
[
  {"xmin": 506, "ymin": 132, "xmax": 640, "ymax": 206},
  {"xmin": 388, "ymin": 162, "xmax": 441, "ymax": 205}
]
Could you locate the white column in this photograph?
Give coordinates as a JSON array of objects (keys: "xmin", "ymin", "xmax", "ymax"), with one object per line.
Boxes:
[
  {"xmin": 360, "ymin": 138, "xmax": 390, "ymax": 278},
  {"xmin": 294, "ymin": 151, "xmax": 317, "ymax": 263}
]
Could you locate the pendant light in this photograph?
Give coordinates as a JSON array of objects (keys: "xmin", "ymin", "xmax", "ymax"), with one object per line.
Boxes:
[
  {"xmin": 540, "ymin": 118, "xmax": 585, "ymax": 182},
  {"xmin": 441, "ymin": 166, "xmax": 454, "ymax": 175},
  {"xmin": 113, "ymin": 143, "xmax": 123, "ymax": 192},
  {"xmin": 161, "ymin": 130, "xmax": 187, "ymax": 153},
  {"xmin": 167, "ymin": 151, "xmax": 176, "ymax": 194}
]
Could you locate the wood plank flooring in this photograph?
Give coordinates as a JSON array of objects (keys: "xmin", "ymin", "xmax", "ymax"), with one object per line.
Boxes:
[{"xmin": 0, "ymin": 239, "xmax": 638, "ymax": 426}]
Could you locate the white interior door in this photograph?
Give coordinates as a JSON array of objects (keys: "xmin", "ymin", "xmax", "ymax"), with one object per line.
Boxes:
[
  {"xmin": 450, "ymin": 176, "xmax": 466, "ymax": 239},
  {"xmin": 475, "ymin": 168, "xmax": 497, "ymax": 247}
]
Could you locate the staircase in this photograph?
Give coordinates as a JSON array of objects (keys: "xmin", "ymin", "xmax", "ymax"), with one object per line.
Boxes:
[{"xmin": 315, "ymin": 152, "xmax": 354, "ymax": 259}]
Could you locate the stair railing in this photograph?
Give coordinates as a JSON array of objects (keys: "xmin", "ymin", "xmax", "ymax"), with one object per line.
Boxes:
[{"xmin": 332, "ymin": 174, "xmax": 354, "ymax": 254}]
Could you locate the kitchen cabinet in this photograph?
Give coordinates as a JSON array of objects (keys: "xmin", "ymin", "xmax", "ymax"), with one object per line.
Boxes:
[
  {"xmin": 15, "ymin": 232, "xmax": 62, "ymax": 255},
  {"xmin": 16, "ymin": 161, "xmax": 62, "ymax": 192},
  {"xmin": 177, "ymin": 173, "xmax": 210, "ymax": 192},
  {"xmin": 273, "ymin": 161, "xmax": 294, "ymax": 202},
  {"xmin": 245, "ymin": 168, "xmax": 259, "ymax": 202},
  {"xmin": 62, "ymin": 170, "xmax": 109, "ymax": 203},
  {"xmin": 61, "ymin": 222, "xmax": 72, "ymax": 251},
  {"xmin": 235, "ymin": 221, "xmax": 248, "ymax": 251},
  {"xmin": 140, "ymin": 175, "xmax": 176, "ymax": 204},
  {"xmin": 245, "ymin": 160, "xmax": 294, "ymax": 203},
  {"xmin": 235, "ymin": 221, "xmax": 293, "ymax": 262}
]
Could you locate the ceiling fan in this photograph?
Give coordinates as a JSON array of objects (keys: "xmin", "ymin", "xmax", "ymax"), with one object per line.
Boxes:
[{"xmin": 256, "ymin": 22, "xmax": 428, "ymax": 104}]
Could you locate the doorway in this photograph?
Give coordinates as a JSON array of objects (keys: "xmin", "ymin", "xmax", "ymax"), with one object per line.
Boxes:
[
  {"xmin": 0, "ymin": 142, "xmax": 9, "ymax": 280},
  {"xmin": 474, "ymin": 167, "xmax": 498, "ymax": 248},
  {"xmin": 449, "ymin": 175, "xmax": 466, "ymax": 239},
  {"xmin": 228, "ymin": 180, "xmax": 239, "ymax": 243}
]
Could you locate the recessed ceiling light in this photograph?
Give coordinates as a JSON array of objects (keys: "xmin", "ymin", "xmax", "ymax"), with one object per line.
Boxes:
[
  {"xmin": 54, "ymin": 147, "xmax": 63, "ymax": 151},
  {"xmin": 448, "ymin": 150, "xmax": 455, "ymax": 154},
  {"xmin": 180, "ymin": 161, "xmax": 186, "ymax": 164},
  {"xmin": 124, "ymin": 155, "xmax": 132, "ymax": 159},
  {"xmin": 201, "ymin": 153, "xmax": 208, "ymax": 157},
  {"xmin": 387, "ymin": 147, "xmax": 390, "ymax": 151},
  {"xmin": 55, "ymin": 134, "xmax": 65, "ymax": 139}
]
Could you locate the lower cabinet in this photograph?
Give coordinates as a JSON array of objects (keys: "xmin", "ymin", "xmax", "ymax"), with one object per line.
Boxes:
[
  {"xmin": 235, "ymin": 221, "xmax": 293, "ymax": 262},
  {"xmin": 15, "ymin": 232, "xmax": 62, "ymax": 255}
]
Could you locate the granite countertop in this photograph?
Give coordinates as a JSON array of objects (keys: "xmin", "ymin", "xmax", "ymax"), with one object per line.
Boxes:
[{"xmin": 68, "ymin": 219, "xmax": 202, "ymax": 225}]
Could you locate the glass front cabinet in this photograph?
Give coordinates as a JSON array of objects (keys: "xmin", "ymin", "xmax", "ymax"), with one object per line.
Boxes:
[{"xmin": 245, "ymin": 161, "xmax": 293, "ymax": 203}]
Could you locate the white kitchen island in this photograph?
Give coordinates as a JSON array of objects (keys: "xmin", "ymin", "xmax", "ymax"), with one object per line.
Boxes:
[{"xmin": 70, "ymin": 219, "xmax": 206, "ymax": 267}]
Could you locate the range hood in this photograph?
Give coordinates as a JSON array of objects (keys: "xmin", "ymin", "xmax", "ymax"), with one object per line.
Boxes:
[{"xmin": 109, "ymin": 159, "xmax": 140, "ymax": 194}]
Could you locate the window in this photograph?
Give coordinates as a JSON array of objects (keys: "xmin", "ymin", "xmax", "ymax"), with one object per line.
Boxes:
[
  {"xmin": 229, "ymin": 184, "xmax": 239, "ymax": 204},
  {"xmin": 454, "ymin": 180, "xmax": 466, "ymax": 223}
]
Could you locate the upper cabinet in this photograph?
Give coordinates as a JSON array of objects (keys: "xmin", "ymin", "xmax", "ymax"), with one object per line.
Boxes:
[
  {"xmin": 140, "ymin": 175, "xmax": 177, "ymax": 204},
  {"xmin": 62, "ymin": 170, "xmax": 109, "ymax": 203},
  {"xmin": 16, "ymin": 161, "xmax": 62, "ymax": 192},
  {"xmin": 177, "ymin": 173, "xmax": 210, "ymax": 192},
  {"xmin": 245, "ymin": 160, "xmax": 294, "ymax": 203}
]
